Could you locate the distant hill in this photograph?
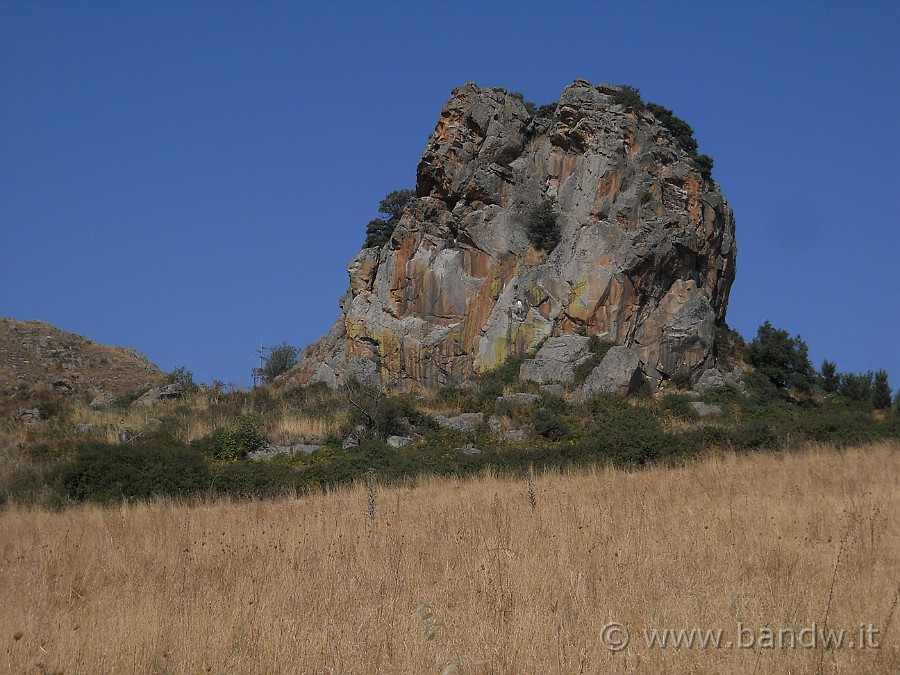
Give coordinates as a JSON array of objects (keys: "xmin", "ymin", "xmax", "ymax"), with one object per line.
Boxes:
[{"xmin": 0, "ymin": 318, "xmax": 163, "ymax": 399}]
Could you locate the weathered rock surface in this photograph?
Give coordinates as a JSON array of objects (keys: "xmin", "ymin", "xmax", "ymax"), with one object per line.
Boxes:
[
  {"xmin": 387, "ymin": 435, "xmax": 414, "ymax": 448},
  {"xmin": 133, "ymin": 383, "xmax": 183, "ymax": 407},
  {"xmin": 434, "ymin": 412, "xmax": 484, "ymax": 431},
  {"xmin": 497, "ymin": 392, "xmax": 542, "ymax": 406},
  {"xmin": 290, "ymin": 80, "xmax": 736, "ymax": 390},
  {"xmin": 579, "ymin": 346, "xmax": 645, "ymax": 398},
  {"xmin": 519, "ymin": 336, "xmax": 592, "ymax": 385}
]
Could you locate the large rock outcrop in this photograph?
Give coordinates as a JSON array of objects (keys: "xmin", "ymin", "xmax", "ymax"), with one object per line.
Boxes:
[{"xmin": 290, "ymin": 80, "xmax": 736, "ymax": 390}]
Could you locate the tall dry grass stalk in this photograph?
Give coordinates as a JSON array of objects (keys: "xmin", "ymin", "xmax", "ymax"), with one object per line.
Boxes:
[{"xmin": 1, "ymin": 442, "xmax": 898, "ymax": 673}]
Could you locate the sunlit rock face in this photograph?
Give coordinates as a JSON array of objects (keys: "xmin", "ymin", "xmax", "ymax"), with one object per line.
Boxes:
[{"xmin": 290, "ymin": 80, "xmax": 736, "ymax": 390}]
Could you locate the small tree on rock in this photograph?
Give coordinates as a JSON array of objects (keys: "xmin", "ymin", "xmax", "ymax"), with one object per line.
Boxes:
[
  {"xmin": 363, "ymin": 189, "xmax": 415, "ymax": 248},
  {"xmin": 526, "ymin": 198, "xmax": 561, "ymax": 253},
  {"xmin": 262, "ymin": 342, "xmax": 299, "ymax": 383}
]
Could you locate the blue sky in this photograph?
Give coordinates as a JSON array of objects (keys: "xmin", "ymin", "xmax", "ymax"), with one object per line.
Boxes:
[{"xmin": 1, "ymin": 2, "xmax": 897, "ymax": 390}]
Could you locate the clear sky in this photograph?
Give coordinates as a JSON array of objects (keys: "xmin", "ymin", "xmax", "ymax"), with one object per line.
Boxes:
[{"xmin": 1, "ymin": 2, "xmax": 897, "ymax": 390}]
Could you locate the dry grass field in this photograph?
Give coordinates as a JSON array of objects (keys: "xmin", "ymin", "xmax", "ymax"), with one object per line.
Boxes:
[{"xmin": 2, "ymin": 442, "xmax": 898, "ymax": 674}]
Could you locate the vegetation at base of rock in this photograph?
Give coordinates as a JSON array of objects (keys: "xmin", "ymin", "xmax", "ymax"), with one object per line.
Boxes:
[
  {"xmin": 748, "ymin": 320, "xmax": 815, "ymax": 394},
  {"xmin": 363, "ymin": 189, "xmax": 415, "ymax": 248},
  {"xmin": 261, "ymin": 342, "xmax": 299, "ymax": 383},
  {"xmin": 164, "ymin": 366, "xmax": 196, "ymax": 391},
  {"xmin": 573, "ymin": 336, "xmax": 616, "ymax": 384},
  {"xmin": 194, "ymin": 413, "xmax": 267, "ymax": 461},
  {"xmin": 526, "ymin": 198, "xmax": 561, "ymax": 253},
  {"xmin": 3, "ymin": 345, "xmax": 897, "ymax": 507}
]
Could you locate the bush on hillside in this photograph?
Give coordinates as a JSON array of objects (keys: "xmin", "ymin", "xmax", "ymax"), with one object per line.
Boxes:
[
  {"xmin": 747, "ymin": 320, "xmax": 815, "ymax": 394},
  {"xmin": 526, "ymin": 198, "xmax": 561, "ymax": 253},
  {"xmin": 261, "ymin": 342, "xmax": 299, "ymax": 383}
]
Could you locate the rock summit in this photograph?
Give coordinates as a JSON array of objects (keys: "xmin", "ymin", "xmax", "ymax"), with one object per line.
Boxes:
[{"xmin": 291, "ymin": 80, "xmax": 736, "ymax": 391}]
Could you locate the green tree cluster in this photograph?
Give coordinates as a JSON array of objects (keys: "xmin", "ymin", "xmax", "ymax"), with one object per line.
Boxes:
[
  {"xmin": 526, "ymin": 198, "xmax": 561, "ymax": 253},
  {"xmin": 748, "ymin": 321, "xmax": 815, "ymax": 394},
  {"xmin": 364, "ymin": 189, "xmax": 415, "ymax": 248},
  {"xmin": 821, "ymin": 360, "xmax": 892, "ymax": 409},
  {"xmin": 262, "ymin": 342, "xmax": 299, "ymax": 383}
]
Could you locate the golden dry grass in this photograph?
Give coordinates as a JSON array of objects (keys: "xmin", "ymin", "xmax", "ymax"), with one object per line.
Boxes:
[{"xmin": 1, "ymin": 442, "xmax": 898, "ymax": 674}]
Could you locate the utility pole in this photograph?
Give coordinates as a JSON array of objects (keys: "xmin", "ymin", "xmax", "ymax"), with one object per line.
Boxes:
[{"xmin": 253, "ymin": 342, "xmax": 265, "ymax": 388}]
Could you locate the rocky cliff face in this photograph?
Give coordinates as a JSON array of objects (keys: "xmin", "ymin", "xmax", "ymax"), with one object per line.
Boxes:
[{"xmin": 291, "ymin": 80, "xmax": 736, "ymax": 391}]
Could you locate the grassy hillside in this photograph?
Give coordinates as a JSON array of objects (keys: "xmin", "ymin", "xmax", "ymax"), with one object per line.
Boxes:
[
  {"xmin": 2, "ymin": 442, "xmax": 897, "ymax": 673},
  {"xmin": 2, "ymin": 354, "xmax": 898, "ymax": 507}
]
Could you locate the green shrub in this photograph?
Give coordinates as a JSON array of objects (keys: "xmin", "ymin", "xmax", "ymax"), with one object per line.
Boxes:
[
  {"xmin": 612, "ymin": 85, "xmax": 645, "ymax": 112},
  {"xmin": 669, "ymin": 371, "xmax": 692, "ymax": 390},
  {"xmin": 534, "ymin": 102, "xmax": 557, "ymax": 119},
  {"xmin": 820, "ymin": 360, "xmax": 840, "ymax": 393},
  {"xmin": 195, "ymin": 413, "xmax": 267, "ymax": 461},
  {"xmin": 52, "ymin": 443, "xmax": 210, "ymax": 504},
  {"xmin": 165, "ymin": 366, "xmax": 197, "ymax": 392},
  {"xmin": 363, "ymin": 189, "xmax": 415, "ymax": 248},
  {"xmin": 660, "ymin": 393, "xmax": 697, "ymax": 420},
  {"xmin": 533, "ymin": 407, "xmax": 571, "ymax": 440},
  {"xmin": 261, "ymin": 342, "xmax": 299, "ymax": 383},
  {"xmin": 526, "ymin": 198, "xmax": 561, "ymax": 253},
  {"xmin": 693, "ymin": 154, "xmax": 714, "ymax": 181},
  {"xmin": 374, "ymin": 397, "xmax": 408, "ymax": 439},
  {"xmin": 839, "ymin": 371, "xmax": 873, "ymax": 404}
]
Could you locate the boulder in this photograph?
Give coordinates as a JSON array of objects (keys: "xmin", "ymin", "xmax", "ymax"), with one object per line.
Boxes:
[
  {"xmin": 689, "ymin": 402, "xmax": 723, "ymax": 418},
  {"xmin": 248, "ymin": 444, "xmax": 321, "ymax": 461},
  {"xmin": 579, "ymin": 346, "xmax": 645, "ymax": 398},
  {"xmin": 90, "ymin": 391, "xmax": 118, "ymax": 409},
  {"xmin": 457, "ymin": 443, "xmax": 481, "ymax": 455},
  {"xmin": 694, "ymin": 368, "xmax": 726, "ymax": 393},
  {"xmin": 434, "ymin": 412, "xmax": 484, "ymax": 431},
  {"xmin": 497, "ymin": 392, "xmax": 541, "ymax": 406},
  {"xmin": 133, "ymin": 383, "xmax": 184, "ymax": 407},
  {"xmin": 387, "ymin": 435, "xmax": 414, "ymax": 448},
  {"xmin": 520, "ymin": 336, "xmax": 592, "ymax": 385}
]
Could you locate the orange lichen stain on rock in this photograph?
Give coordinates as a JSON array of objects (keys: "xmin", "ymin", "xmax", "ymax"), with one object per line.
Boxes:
[
  {"xmin": 547, "ymin": 148, "xmax": 582, "ymax": 190},
  {"xmin": 463, "ymin": 245, "xmax": 491, "ymax": 279},
  {"xmin": 591, "ymin": 169, "xmax": 622, "ymax": 215},
  {"xmin": 624, "ymin": 129, "xmax": 641, "ymax": 157},
  {"xmin": 568, "ymin": 269, "xmax": 637, "ymax": 340},
  {"xmin": 434, "ymin": 109, "xmax": 465, "ymax": 145},
  {"xmin": 459, "ymin": 256, "xmax": 518, "ymax": 355},
  {"xmin": 377, "ymin": 329, "xmax": 402, "ymax": 384},
  {"xmin": 684, "ymin": 174, "xmax": 703, "ymax": 225},
  {"xmin": 617, "ymin": 211, "xmax": 637, "ymax": 231},
  {"xmin": 389, "ymin": 227, "xmax": 421, "ymax": 309}
]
